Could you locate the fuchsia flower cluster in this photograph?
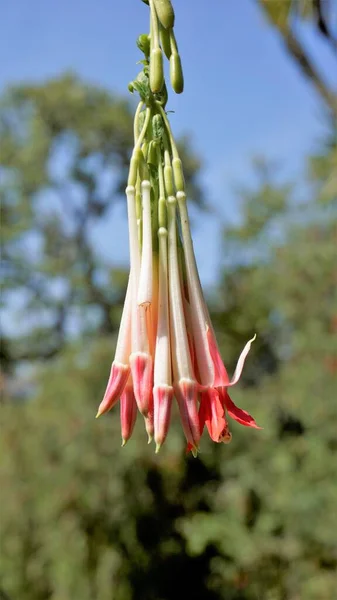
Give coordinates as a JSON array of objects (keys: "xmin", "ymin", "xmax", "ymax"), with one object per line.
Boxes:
[{"xmin": 96, "ymin": 0, "xmax": 260, "ymax": 455}]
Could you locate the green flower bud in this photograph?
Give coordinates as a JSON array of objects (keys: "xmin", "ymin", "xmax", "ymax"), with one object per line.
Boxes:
[
  {"xmin": 159, "ymin": 24, "xmax": 171, "ymax": 59},
  {"xmin": 164, "ymin": 165, "xmax": 174, "ymax": 197},
  {"xmin": 136, "ymin": 186, "xmax": 142, "ymax": 221},
  {"xmin": 172, "ymin": 158, "xmax": 185, "ymax": 192},
  {"xmin": 153, "ymin": 0, "xmax": 175, "ymax": 30},
  {"xmin": 170, "ymin": 53, "xmax": 184, "ymax": 94},
  {"xmin": 137, "ymin": 34, "xmax": 150, "ymax": 58},
  {"xmin": 149, "ymin": 48, "xmax": 164, "ymax": 93},
  {"xmin": 152, "ymin": 114, "xmax": 164, "ymax": 141},
  {"xmin": 133, "ymin": 71, "xmax": 151, "ymax": 102},
  {"xmin": 147, "ymin": 141, "xmax": 158, "ymax": 167},
  {"xmin": 128, "ymin": 82, "xmax": 135, "ymax": 93},
  {"xmin": 158, "ymin": 196, "xmax": 167, "ymax": 229}
]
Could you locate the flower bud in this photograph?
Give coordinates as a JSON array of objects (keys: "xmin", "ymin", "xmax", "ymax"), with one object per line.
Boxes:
[
  {"xmin": 158, "ymin": 198, "xmax": 167, "ymax": 230},
  {"xmin": 137, "ymin": 33, "xmax": 150, "ymax": 58},
  {"xmin": 147, "ymin": 141, "xmax": 158, "ymax": 167},
  {"xmin": 170, "ymin": 52, "xmax": 184, "ymax": 94},
  {"xmin": 172, "ymin": 158, "xmax": 185, "ymax": 193},
  {"xmin": 164, "ymin": 165, "xmax": 174, "ymax": 197},
  {"xmin": 153, "ymin": 0, "xmax": 175, "ymax": 30},
  {"xmin": 152, "ymin": 114, "xmax": 164, "ymax": 141},
  {"xmin": 150, "ymin": 48, "xmax": 164, "ymax": 94}
]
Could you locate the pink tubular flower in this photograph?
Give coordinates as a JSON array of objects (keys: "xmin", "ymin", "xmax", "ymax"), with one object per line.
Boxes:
[{"xmin": 96, "ymin": 277, "xmax": 132, "ymax": 417}]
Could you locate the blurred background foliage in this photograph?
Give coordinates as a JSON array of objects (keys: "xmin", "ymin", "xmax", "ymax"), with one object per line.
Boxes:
[{"xmin": 1, "ymin": 1, "xmax": 336, "ymax": 599}]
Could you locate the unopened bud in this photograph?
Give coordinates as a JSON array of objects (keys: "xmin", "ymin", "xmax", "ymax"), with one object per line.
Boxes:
[
  {"xmin": 153, "ymin": 0, "xmax": 175, "ymax": 30},
  {"xmin": 137, "ymin": 33, "xmax": 150, "ymax": 58},
  {"xmin": 150, "ymin": 48, "xmax": 164, "ymax": 94},
  {"xmin": 158, "ymin": 197, "xmax": 167, "ymax": 229},
  {"xmin": 164, "ymin": 165, "xmax": 174, "ymax": 197},
  {"xmin": 172, "ymin": 158, "xmax": 185, "ymax": 192},
  {"xmin": 170, "ymin": 53, "xmax": 184, "ymax": 94},
  {"xmin": 152, "ymin": 114, "xmax": 164, "ymax": 141},
  {"xmin": 147, "ymin": 141, "xmax": 158, "ymax": 167}
]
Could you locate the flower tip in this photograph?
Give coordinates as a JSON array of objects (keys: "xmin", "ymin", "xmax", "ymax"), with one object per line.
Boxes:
[
  {"xmin": 121, "ymin": 438, "xmax": 127, "ymax": 447},
  {"xmin": 155, "ymin": 442, "xmax": 161, "ymax": 454},
  {"xmin": 95, "ymin": 408, "xmax": 103, "ymax": 419},
  {"xmin": 191, "ymin": 447, "xmax": 199, "ymax": 458},
  {"xmin": 147, "ymin": 433, "xmax": 153, "ymax": 444}
]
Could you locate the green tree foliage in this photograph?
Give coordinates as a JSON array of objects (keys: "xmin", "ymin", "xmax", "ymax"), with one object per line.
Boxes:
[
  {"xmin": 257, "ymin": 0, "xmax": 337, "ymax": 117},
  {"xmin": 1, "ymin": 123, "xmax": 336, "ymax": 598}
]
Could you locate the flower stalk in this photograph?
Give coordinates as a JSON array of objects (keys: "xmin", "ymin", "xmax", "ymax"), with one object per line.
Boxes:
[{"xmin": 96, "ymin": 0, "xmax": 260, "ymax": 454}]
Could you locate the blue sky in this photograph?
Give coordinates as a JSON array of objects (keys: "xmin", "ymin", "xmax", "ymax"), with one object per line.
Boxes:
[{"xmin": 1, "ymin": 0, "xmax": 335, "ymax": 286}]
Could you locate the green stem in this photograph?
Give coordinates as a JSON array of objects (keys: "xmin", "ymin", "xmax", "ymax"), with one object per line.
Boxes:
[
  {"xmin": 134, "ymin": 106, "xmax": 152, "ymax": 151},
  {"xmin": 133, "ymin": 101, "xmax": 144, "ymax": 144},
  {"xmin": 157, "ymin": 104, "xmax": 179, "ymax": 159},
  {"xmin": 149, "ymin": 0, "xmax": 160, "ymax": 49},
  {"xmin": 169, "ymin": 29, "xmax": 178, "ymax": 54}
]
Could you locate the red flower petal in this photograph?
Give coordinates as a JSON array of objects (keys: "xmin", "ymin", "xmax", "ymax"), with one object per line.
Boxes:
[
  {"xmin": 199, "ymin": 388, "xmax": 227, "ymax": 442},
  {"xmin": 219, "ymin": 388, "xmax": 262, "ymax": 429}
]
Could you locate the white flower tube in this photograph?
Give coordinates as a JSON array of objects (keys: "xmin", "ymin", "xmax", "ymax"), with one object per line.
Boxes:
[
  {"xmin": 167, "ymin": 195, "xmax": 200, "ymax": 451},
  {"xmin": 177, "ymin": 190, "xmax": 215, "ymax": 387},
  {"xmin": 138, "ymin": 180, "xmax": 153, "ymax": 307},
  {"xmin": 127, "ymin": 184, "xmax": 153, "ymax": 417},
  {"xmin": 153, "ymin": 219, "xmax": 174, "ymax": 451}
]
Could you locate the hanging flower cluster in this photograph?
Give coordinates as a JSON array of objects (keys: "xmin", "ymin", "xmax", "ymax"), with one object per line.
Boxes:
[{"xmin": 96, "ymin": 0, "xmax": 260, "ymax": 455}]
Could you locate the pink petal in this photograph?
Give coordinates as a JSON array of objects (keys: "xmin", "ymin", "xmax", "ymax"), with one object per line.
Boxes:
[
  {"xmin": 96, "ymin": 361, "xmax": 130, "ymax": 417},
  {"xmin": 227, "ymin": 334, "xmax": 256, "ymax": 387},
  {"xmin": 199, "ymin": 388, "xmax": 227, "ymax": 443},
  {"xmin": 206, "ymin": 326, "xmax": 230, "ymax": 386},
  {"xmin": 207, "ymin": 328, "xmax": 256, "ymax": 388}
]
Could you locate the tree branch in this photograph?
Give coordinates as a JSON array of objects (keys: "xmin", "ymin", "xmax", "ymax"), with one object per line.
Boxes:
[{"xmin": 281, "ymin": 26, "xmax": 337, "ymax": 118}]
